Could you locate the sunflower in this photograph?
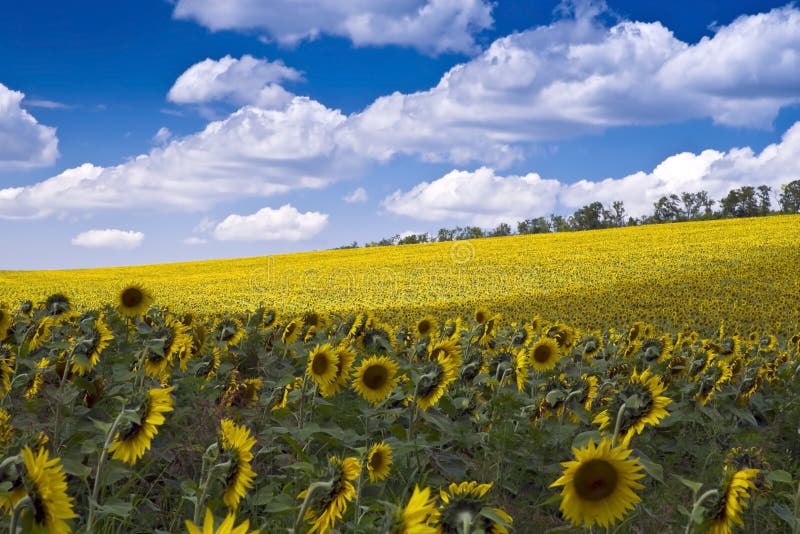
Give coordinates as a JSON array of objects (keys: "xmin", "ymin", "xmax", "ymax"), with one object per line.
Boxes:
[
  {"xmin": 185, "ymin": 507, "xmax": 259, "ymax": 534},
  {"xmin": 261, "ymin": 308, "xmax": 278, "ymax": 329},
  {"xmin": 352, "ymin": 355, "xmax": 399, "ymax": 405},
  {"xmin": 29, "ymin": 316, "xmax": 57, "ymax": 351},
  {"xmin": 196, "ymin": 348, "xmax": 221, "ymax": 380},
  {"xmin": 222, "ymin": 372, "xmax": 262, "ymax": 408},
  {"xmin": 473, "ymin": 308, "xmax": 491, "ymax": 325},
  {"xmin": 593, "ymin": 368, "xmax": 671, "ymax": 445},
  {"xmin": 696, "ymin": 360, "xmax": 733, "ymax": 405},
  {"xmin": 0, "ymin": 345, "xmax": 14, "ymax": 394},
  {"xmin": 108, "ymin": 386, "xmax": 175, "ymax": 464},
  {"xmin": 579, "ymin": 334, "xmax": 604, "ymax": 360},
  {"xmin": 143, "ymin": 314, "xmax": 191, "ymax": 377},
  {"xmin": 281, "ymin": 319, "xmax": 301, "ymax": 345},
  {"xmin": 43, "ymin": 293, "xmax": 71, "ymax": 317},
  {"xmin": 428, "ymin": 339, "xmax": 462, "ymax": 368},
  {"xmin": 415, "ymin": 317, "xmax": 438, "ymax": 339},
  {"xmin": 736, "ymin": 366, "xmax": 763, "ymax": 405},
  {"xmin": 530, "ymin": 338, "xmax": 561, "ymax": 372},
  {"xmin": 24, "ymin": 357, "xmax": 50, "ymax": 400},
  {"xmin": 437, "ymin": 481, "xmax": 512, "ymax": 534},
  {"xmin": 510, "ymin": 322, "xmax": 534, "ymax": 347},
  {"xmin": 550, "ymin": 438, "xmax": 645, "ymax": 529},
  {"xmin": 272, "ymin": 377, "xmax": 303, "ymax": 412},
  {"xmin": 72, "ymin": 315, "xmax": 113, "ymax": 376},
  {"xmin": 724, "ymin": 447, "xmax": 771, "ymax": 492},
  {"xmin": 18, "ymin": 446, "xmax": 76, "ymax": 534},
  {"xmin": 389, "ymin": 485, "xmax": 440, "ymax": 534},
  {"xmin": 366, "ymin": 442, "xmax": 393, "ymax": 482},
  {"xmin": 637, "ymin": 335, "xmax": 673, "ymax": 364},
  {"xmin": 546, "ymin": 323, "xmax": 577, "ymax": 351},
  {"xmin": 705, "ymin": 468, "xmax": 759, "ymax": 534},
  {"xmin": 219, "ymin": 418, "xmax": 257, "ymax": 510},
  {"xmin": 117, "ymin": 283, "xmax": 154, "ymax": 317},
  {"xmin": 0, "ymin": 408, "xmax": 12, "ymax": 451},
  {"xmin": 0, "ymin": 304, "xmax": 10, "ymax": 341},
  {"xmin": 319, "ymin": 347, "xmax": 355, "ymax": 398},
  {"xmin": 213, "ymin": 317, "xmax": 245, "ymax": 348},
  {"xmin": 416, "ymin": 354, "xmax": 458, "ymax": 411},
  {"xmin": 476, "ymin": 316, "xmax": 498, "ymax": 346},
  {"xmin": 298, "ymin": 456, "xmax": 361, "ymax": 533},
  {"xmin": 568, "ymin": 374, "xmax": 599, "ymax": 422},
  {"xmin": 307, "ymin": 344, "xmax": 339, "ymax": 390}
]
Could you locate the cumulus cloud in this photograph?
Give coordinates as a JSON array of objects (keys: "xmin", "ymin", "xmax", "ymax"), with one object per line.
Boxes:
[
  {"xmin": 0, "ymin": 83, "xmax": 59, "ymax": 169},
  {"xmin": 183, "ymin": 237, "xmax": 208, "ymax": 245},
  {"xmin": 0, "ymin": 98, "xmax": 357, "ymax": 219},
  {"xmin": 173, "ymin": 0, "xmax": 494, "ymax": 55},
  {"xmin": 383, "ymin": 167, "xmax": 562, "ymax": 226},
  {"xmin": 341, "ymin": 3, "xmax": 800, "ymax": 166},
  {"xmin": 343, "ymin": 187, "xmax": 368, "ymax": 203},
  {"xmin": 384, "ymin": 121, "xmax": 800, "ymax": 224},
  {"xmin": 167, "ymin": 55, "xmax": 302, "ymax": 108},
  {"xmin": 153, "ymin": 127, "xmax": 172, "ymax": 144},
  {"xmin": 213, "ymin": 204, "xmax": 328, "ymax": 241},
  {"xmin": 71, "ymin": 229, "xmax": 144, "ymax": 249}
]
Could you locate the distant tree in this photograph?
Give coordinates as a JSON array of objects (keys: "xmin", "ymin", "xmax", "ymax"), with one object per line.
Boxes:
[
  {"xmin": 756, "ymin": 185, "xmax": 772, "ymax": 215},
  {"xmin": 779, "ymin": 179, "xmax": 800, "ymax": 213},
  {"xmin": 397, "ymin": 233, "xmax": 430, "ymax": 245},
  {"xmin": 569, "ymin": 202, "xmax": 605, "ymax": 230},
  {"xmin": 517, "ymin": 217, "xmax": 551, "ymax": 234},
  {"xmin": 721, "ymin": 186, "xmax": 759, "ymax": 218},
  {"xmin": 652, "ymin": 194, "xmax": 682, "ymax": 222},
  {"xmin": 455, "ymin": 226, "xmax": 483, "ymax": 240},
  {"xmin": 437, "ymin": 228, "xmax": 456, "ymax": 242},
  {"xmin": 602, "ymin": 201, "xmax": 627, "ymax": 227},
  {"xmin": 489, "ymin": 222, "xmax": 512, "ymax": 237},
  {"xmin": 550, "ymin": 214, "xmax": 571, "ymax": 232}
]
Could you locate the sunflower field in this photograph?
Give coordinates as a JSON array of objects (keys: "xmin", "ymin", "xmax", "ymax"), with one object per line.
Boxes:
[{"xmin": 0, "ymin": 216, "xmax": 799, "ymax": 533}]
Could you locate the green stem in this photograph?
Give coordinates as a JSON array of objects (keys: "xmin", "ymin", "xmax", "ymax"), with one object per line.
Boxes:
[
  {"xmin": 9, "ymin": 496, "xmax": 33, "ymax": 534},
  {"xmin": 459, "ymin": 511, "xmax": 473, "ymax": 534},
  {"xmin": 298, "ymin": 375, "xmax": 309, "ymax": 430},
  {"xmin": 611, "ymin": 403, "xmax": 628, "ymax": 448},
  {"xmin": 793, "ymin": 480, "xmax": 800, "ymax": 534},
  {"xmin": 294, "ymin": 480, "xmax": 333, "ymax": 533},
  {"xmin": 194, "ymin": 458, "xmax": 230, "ymax": 525},
  {"xmin": 684, "ymin": 489, "xmax": 719, "ymax": 534},
  {"xmin": 86, "ymin": 407, "xmax": 126, "ymax": 533}
]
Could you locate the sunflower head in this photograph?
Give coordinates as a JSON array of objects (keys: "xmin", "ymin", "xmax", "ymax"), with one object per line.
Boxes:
[
  {"xmin": 366, "ymin": 442, "xmax": 393, "ymax": 482},
  {"xmin": 185, "ymin": 507, "xmax": 259, "ymax": 534},
  {"xmin": 704, "ymin": 468, "xmax": 758, "ymax": 533},
  {"xmin": 118, "ymin": 283, "xmax": 154, "ymax": 317},
  {"xmin": 546, "ymin": 324, "xmax": 577, "ymax": 350},
  {"xmin": 281, "ymin": 319, "xmax": 301, "ymax": 345},
  {"xmin": 0, "ymin": 305, "xmax": 11, "ymax": 341},
  {"xmin": 416, "ymin": 354, "xmax": 458, "ymax": 411},
  {"xmin": 438, "ymin": 481, "xmax": 512, "ymax": 534},
  {"xmin": 474, "ymin": 308, "xmax": 491, "ymax": 325},
  {"xmin": 307, "ymin": 343, "xmax": 339, "ymax": 389},
  {"xmin": 415, "ymin": 317, "xmax": 437, "ymax": 338},
  {"xmin": 19, "ymin": 446, "xmax": 77, "ymax": 534},
  {"xmin": 530, "ymin": 338, "xmax": 561, "ymax": 372},
  {"xmin": 43, "ymin": 294, "xmax": 71, "ymax": 317},
  {"xmin": 390, "ymin": 485, "xmax": 439, "ymax": 534},
  {"xmin": 594, "ymin": 368, "xmax": 671, "ymax": 444},
  {"xmin": 219, "ymin": 418, "xmax": 257, "ymax": 510},
  {"xmin": 550, "ymin": 438, "xmax": 645, "ymax": 529},
  {"xmin": 352, "ymin": 356, "xmax": 399, "ymax": 405}
]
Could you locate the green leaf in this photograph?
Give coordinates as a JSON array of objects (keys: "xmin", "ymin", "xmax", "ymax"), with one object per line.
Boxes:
[
  {"xmin": 97, "ymin": 497, "xmax": 132, "ymax": 518},
  {"xmin": 60, "ymin": 457, "xmax": 91, "ymax": 479},
  {"xmin": 571, "ymin": 430, "xmax": 602, "ymax": 449},
  {"xmin": 673, "ymin": 475, "xmax": 703, "ymax": 495},
  {"xmin": 633, "ymin": 449, "xmax": 664, "ymax": 484},
  {"xmin": 479, "ymin": 507, "xmax": 512, "ymax": 528},
  {"xmin": 768, "ymin": 470, "xmax": 794, "ymax": 485},
  {"xmin": 772, "ymin": 503, "xmax": 799, "ymax": 529}
]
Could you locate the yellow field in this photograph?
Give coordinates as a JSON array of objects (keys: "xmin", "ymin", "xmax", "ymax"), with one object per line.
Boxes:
[{"xmin": 1, "ymin": 215, "xmax": 798, "ymax": 335}]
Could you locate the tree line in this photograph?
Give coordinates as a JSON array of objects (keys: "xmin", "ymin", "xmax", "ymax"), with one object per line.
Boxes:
[{"xmin": 333, "ymin": 179, "xmax": 800, "ymax": 248}]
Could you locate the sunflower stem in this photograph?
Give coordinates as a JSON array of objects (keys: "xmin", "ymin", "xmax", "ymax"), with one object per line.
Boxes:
[
  {"xmin": 611, "ymin": 402, "xmax": 627, "ymax": 448},
  {"xmin": 298, "ymin": 375, "xmax": 309, "ymax": 430},
  {"xmin": 684, "ymin": 488, "xmax": 718, "ymax": 534},
  {"xmin": 192, "ymin": 442, "xmax": 220, "ymax": 524},
  {"xmin": 193, "ymin": 457, "xmax": 229, "ymax": 525},
  {"xmin": 293, "ymin": 480, "xmax": 333, "ymax": 534},
  {"xmin": 792, "ymin": 480, "xmax": 800, "ymax": 534},
  {"xmin": 87, "ymin": 406, "xmax": 126, "ymax": 534},
  {"xmin": 9, "ymin": 495, "xmax": 33, "ymax": 534},
  {"xmin": 53, "ymin": 345, "xmax": 78, "ymax": 449}
]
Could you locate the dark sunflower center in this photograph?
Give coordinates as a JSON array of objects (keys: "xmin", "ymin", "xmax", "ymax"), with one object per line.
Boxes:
[
  {"xmin": 121, "ymin": 288, "xmax": 143, "ymax": 308},
  {"xmin": 312, "ymin": 353, "xmax": 331, "ymax": 375},
  {"xmin": 369, "ymin": 451, "xmax": 384, "ymax": 471},
  {"xmin": 573, "ymin": 459, "xmax": 618, "ymax": 501},
  {"xmin": 363, "ymin": 365, "xmax": 388, "ymax": 390},
  {"xmin": 418, "ymin": 364, "xmax": 444, "ymax": 398},
  {"xmin": 533, "ymin": 344, "xmax": 553, "ymax": 364},
  {"xmin": 417, "ymin": 320, "xmax": 432, "ymax": 336}
]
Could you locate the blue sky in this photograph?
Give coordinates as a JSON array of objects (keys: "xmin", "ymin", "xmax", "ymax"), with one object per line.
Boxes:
[{"xmin": 1, "ymin": 0, "xmax": 799, "ymax": 269}]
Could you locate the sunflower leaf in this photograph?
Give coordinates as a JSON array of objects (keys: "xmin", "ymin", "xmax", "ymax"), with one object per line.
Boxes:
[
  {"xmin": 767, "ymin": 470, "xmax": 794, "ymax": 485},
  {"xmin": 673, "ymin": 475, "xmax": 703, "ymax": 495}
]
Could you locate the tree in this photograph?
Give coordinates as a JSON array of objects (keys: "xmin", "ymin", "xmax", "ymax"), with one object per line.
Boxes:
[
  {"xmin": 720, "ymin": 186, "xmax": 759, "ymax": 218},
  {"xmin": 489, "ymin": 222, "xmax": 512, "ymax": 237},
  {"xmin": 437, "ymin": 228, "xmax": 456, "ymax": 242},
  {"xmin": 779, "ymin": 180, "xmax": 800, "ymax": 213},
  {"xmin": 602, "ymin": 201, "xmax": 627, "ymax": 227},
  {"xmin": 517, "ymin": 217, "xmax": 551, "ymax": 234},
  {"xmin": 550, "ymin": 215, "xmax": 570, "ymax": 232},
  {"xmin": 569, "ymin": 202, "xmax": 605, "ymax": 230},
  {"xmin": 756, "ymin": 185, "xmax": 772, "ymax": 215},
  {"xmin": 652, "ymin": 195, "xmax": 681, "ymax": 222},
  {"xmin": 397, "ymin": 233, "xmax": 429, "ymax": 245}
]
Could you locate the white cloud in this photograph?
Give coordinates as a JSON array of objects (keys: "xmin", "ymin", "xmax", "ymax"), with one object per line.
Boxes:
[
  {"xmin": 183, "ymin": 237, "xmax": 208, "ymax": 245},
  {"xmin": 167, "ymin": 55, "xmax": 302, "ymax": 108},
  {"xmin": 383, "ymin": 167, "xmax": 562, "ymax": 226},
  {"xmin": 213, "ymin": 204, "xmax": 328, "ymax": 241},
  {"xmin": 71, "ymin": 229, "xmax": 144, "ymax": 249},
  {"xmin": 0, "ymin": 83, "xmax": 59, "ymax": 169},
  {"xmin": 341, "ymin": 3, "xmax": 800, "ymax": 166},
  {"xmin": 343, "ymin": 187, "xmax": 368, "ymax": 203},
  {"xmin": 173, "ymin": 0, "xmax": 494, "ymax": 55},
  {"xmin": 23, "ymin": 98, "xmax": 73, "ymax": 110},
  {"xmin": 0, "ymin": 98, "xmax": 357, "ymax": 219},
  {"xmin": 385, "ymin": 121, "xmax": 800, "ymax": 224},
  {"xmin": 153, "ymin": 127, "xmax": 172, "ymax": 144}
]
